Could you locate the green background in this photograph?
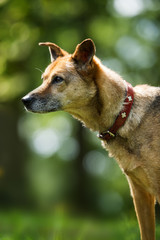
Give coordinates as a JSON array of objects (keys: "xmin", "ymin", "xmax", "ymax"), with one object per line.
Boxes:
[{"xmin": 0, "ymin": 0, "xmax": 160, "ymax": 239}]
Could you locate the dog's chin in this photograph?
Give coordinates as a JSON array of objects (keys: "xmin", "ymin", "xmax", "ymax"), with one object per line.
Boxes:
[{"xmin": 24, "ymin": 106, "xmax": 60, "ymax": 114}]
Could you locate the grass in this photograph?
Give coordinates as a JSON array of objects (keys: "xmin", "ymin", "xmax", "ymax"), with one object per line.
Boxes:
[{"xmin": 0, "ymin": 209, "xmax": 160, "ymax": 240}]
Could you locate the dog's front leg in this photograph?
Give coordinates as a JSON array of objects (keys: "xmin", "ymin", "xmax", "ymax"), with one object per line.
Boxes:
[{"xmin": 127, "ymin": 177, "xmax": 155, "ymax": 240}]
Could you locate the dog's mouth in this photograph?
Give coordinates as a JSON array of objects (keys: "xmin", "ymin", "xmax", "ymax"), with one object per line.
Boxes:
[{"xmin": 22, "ymin": 95, "xmax": 61, "ymax": 113}]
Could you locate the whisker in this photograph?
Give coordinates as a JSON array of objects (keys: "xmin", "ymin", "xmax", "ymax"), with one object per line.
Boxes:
[{"xmin": 35, "ymin": 67, "xmax": 43, "ymax": 73}]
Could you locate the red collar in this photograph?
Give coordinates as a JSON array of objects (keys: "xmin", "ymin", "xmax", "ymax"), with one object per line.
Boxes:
[{"xmin": 98, "ymin": 81, "xmax": 134, "ymax": 141}]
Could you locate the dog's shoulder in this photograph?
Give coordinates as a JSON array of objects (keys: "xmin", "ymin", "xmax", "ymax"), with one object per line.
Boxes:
[
  {"xmin": 150, "ymin": 93, "xmax": 160, "ymax": 111},
  {"xmin": 134, "ymin": 84, "xmax": 160, "ymax": 109},
  {"xmin": 143, "ymin": 86, "xmax": 160, "ymax": 119},
  {"xmin": 143, "ymin": 87, "xmax": 160, "ymax": 132}
]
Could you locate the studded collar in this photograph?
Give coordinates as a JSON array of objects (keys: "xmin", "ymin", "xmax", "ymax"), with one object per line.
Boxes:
[{"xmin": 98, "ymin": 81, "xmax": 134, "ymax": 141}]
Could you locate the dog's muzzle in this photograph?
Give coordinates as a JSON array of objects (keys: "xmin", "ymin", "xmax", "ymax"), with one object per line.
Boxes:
[{"xmin": 22, "ymin": 94, "xmax": 61, "ymax": 113}]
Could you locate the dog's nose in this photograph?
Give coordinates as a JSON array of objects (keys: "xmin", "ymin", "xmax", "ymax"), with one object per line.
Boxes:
[{"xmin": 21, "ymin": 95, "xmax": 35, "ymax": 108}]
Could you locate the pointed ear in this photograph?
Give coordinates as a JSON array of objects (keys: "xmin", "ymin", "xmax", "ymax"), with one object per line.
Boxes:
[
  {"xmin": 72, "ymin": 39, "xmax": 96, "ymax": 66},
  {"xmin": 39, "ymin": 42, "xmax": 68, "ymax": 62}
]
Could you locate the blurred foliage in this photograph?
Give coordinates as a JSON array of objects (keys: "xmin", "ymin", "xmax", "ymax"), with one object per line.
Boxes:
[
  {"xmin": 0, "ymin": 209, "xmax": 141, "ymax": 240},
  {"xmin": 0, "ymin": 209, "xmax": 160, "ymax": 240},
  {"xmin": 0, "ymin": 0, "xmax": 160, "ymax": 238}
]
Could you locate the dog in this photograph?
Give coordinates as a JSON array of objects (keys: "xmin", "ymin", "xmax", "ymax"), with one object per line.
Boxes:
[{"xmin": 22, "ymin": 39, "xmax": 160, "ymax": 240}]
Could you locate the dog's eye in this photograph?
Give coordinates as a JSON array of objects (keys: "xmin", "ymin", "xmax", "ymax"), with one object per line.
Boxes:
[{"xmin": 51, "ymin": 76, "xmax": 64, "ymax": 84}]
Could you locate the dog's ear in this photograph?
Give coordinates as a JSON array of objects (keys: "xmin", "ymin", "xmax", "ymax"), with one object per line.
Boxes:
[
  {"xmin": 39, "ymin": 42, "xmax": 68, "ymax": 62},
  {"xmin": 72, "ymin": 39, "xmax": 96, "ymax": 67}
]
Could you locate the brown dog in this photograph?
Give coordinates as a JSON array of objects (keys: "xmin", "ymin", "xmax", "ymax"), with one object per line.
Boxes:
[{"xmin": 22, "ymin": 39, "xmax": 160, "ymax": 240}]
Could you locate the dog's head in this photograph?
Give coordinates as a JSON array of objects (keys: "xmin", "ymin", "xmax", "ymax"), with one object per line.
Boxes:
[{"xmin": 22, "ymin": 39, "xmax": 98, "ymax": 114}]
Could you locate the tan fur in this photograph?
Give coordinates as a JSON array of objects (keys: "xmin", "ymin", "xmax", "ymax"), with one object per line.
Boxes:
[{"xmin": 22, "ymin": 39, "xmax": 160, "ymax": 240}]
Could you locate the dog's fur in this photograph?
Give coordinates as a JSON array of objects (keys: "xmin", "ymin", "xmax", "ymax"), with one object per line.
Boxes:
[{"xmin": 22, "ymin": 39, "xmax": 160, "ymax": 240}]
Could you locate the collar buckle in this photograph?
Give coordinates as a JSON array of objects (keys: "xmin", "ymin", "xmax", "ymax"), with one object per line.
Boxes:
[{"xmin": 98, "ymin": 131, "xmax": 116, "ymax": 140}]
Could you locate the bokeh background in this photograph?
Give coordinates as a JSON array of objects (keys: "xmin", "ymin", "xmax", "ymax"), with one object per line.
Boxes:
[{"xmin": 0, "ymin": 0, "xmax": 160, "ymax": 239}]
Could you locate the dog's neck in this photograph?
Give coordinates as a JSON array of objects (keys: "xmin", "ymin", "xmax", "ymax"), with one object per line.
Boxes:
[
  {"xmin": 67, "ymin": 60, "xmax": 127, "ymax": 134},
  {"xmin": 95, "ymin": 63, "xmax": 126, "ymax": 133}
]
